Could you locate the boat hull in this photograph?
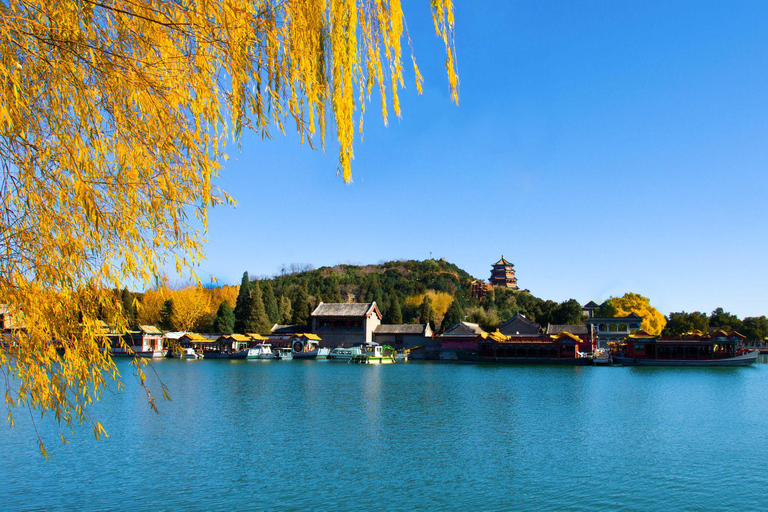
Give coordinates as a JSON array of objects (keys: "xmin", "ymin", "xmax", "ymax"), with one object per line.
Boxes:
[
  {"xmin": 111, "ymin": 350, "xmax": 164, "ymax": 359},
  {"xmin": 203, "ymin": 349, "xmax": 249, "ymax": 360},
  {"xmin": 293, "ymin": 347, "xmax": 330, "ymax": 359},
  {"xmin": 349, "ymin": 355, "xmax": 395, "ymax": 364},
  {"xmin": 612, "ymin": 350, "xmax": 759, "ymax": 367},
  {"xmin": 457, "ymin": 351, "xmax": 592, "ymax": 366}
]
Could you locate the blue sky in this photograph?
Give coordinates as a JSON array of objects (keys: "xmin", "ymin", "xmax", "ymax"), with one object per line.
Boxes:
[{"xmin": 196, "ymin": 1, "xmax": 768, "ymax": 318}]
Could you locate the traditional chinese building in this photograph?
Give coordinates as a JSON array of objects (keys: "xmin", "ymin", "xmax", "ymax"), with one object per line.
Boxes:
[
  {"xmin": 498, "ymin": 314, "xmax": 542, "ymax": 336},
  {"xmin": 489, "ymin": 255, "xmax": 518, "ymax": 289},
  {"xmin": 311, "ymin": 302, "xmax": 382, "ymax": 347},
  {"xmin": 470, "ymin": 279, "xmax": 493, "ymax": 301}
]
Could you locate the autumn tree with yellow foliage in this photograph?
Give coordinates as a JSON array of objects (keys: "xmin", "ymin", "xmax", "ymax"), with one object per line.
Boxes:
[
  {"xmin": 0, "ymin": 0, "xmax": 458, "ymax": 454},
  {"xmin": 607, "ymin": 293, "xmax": 667, "ymax": 335}
]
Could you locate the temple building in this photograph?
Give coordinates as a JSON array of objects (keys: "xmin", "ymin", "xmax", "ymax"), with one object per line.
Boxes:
[
  {"xmin": 470, "ymin": 279, "xmax": 492, "ymax": 301},
  {"xmin": 489, "ymin": 255, "xmax": 518, "ymax": 289}
]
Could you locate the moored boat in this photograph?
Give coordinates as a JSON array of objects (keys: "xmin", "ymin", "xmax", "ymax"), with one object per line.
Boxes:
[
  {"xmin": 203, "ymin": 349, "xmax": 249, "ymax": 359},
  {"xmin": 274, "ymin": 347, "xmax": 293, "ymax": 360},
  {"xmin": 291, "ymin": 334, "xmax": 329, "ymax": 359},
  {"xmin": 247, "ymin": 343, "xmax": 275, "ymax": 360},
  {"xmin": 184, "ymin": 347, "xmax": 201, "ymax": 359},
  {"xmin": 592, "ymin": 348, "xmax": 612, "ymax": 365},
  {"xmin": 456, "ymin": 331, "xmax": 592, "ymax": 365},
  {"xmin": 349, "ymin": 343, "xmax": 395, "ymax": 364},
  {"xmin": 327, "ymin": 346, "xmax": 362, "ymax": 361},
  {"xmin": 611, "ymin": 330, "xmax": 758, "ymax": 367}
]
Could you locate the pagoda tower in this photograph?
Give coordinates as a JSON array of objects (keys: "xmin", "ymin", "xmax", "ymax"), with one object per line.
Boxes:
[{"xmin": 489, "ymin": 255, "xmax": 518, "ymax": 289}]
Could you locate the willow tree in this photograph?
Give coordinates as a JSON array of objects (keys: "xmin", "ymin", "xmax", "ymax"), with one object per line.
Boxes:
[{"xmin": 0, "ymin": 0, "xmax": 458, "ymax": 454}]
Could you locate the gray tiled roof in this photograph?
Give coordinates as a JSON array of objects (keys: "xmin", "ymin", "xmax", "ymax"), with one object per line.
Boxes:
[
  {"xmin": 546, "ymin": 324, "xmax": 589, "ymax": 335},
  {"xmin": 311, "ymin": 302, "xmax": 375, "ymax": 317},
  {"xmin": 271, "ymin": 324, "xmax": 306, "ymax": 334},
  {"xmin": 442, "ymin": 321, "xmax": 484, "ymax": 337},
  {"xmin": 374, "ymin": 324, "xmax": 427, "ymax": 335},
  {"xmin": 498, "ymin": 314, "xmax": 542, "ymax": 336}
]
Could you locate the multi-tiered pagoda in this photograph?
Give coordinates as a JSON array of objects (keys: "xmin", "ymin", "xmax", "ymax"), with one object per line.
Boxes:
[{"xmin": 489, "ymin": 255, "xmax": 518, "ymax": 289}]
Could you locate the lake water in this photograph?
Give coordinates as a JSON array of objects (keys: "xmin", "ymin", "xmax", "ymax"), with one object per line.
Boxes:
[{"xmin": 2, "ymin": 359, "xmax": 768, "ymax": 511}]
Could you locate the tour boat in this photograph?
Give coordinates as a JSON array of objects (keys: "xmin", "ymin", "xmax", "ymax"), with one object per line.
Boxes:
[
  {"xmin": 456, "ymin": 331, "xmax": 592, "ymax": 365},
  {"xmin": 291, "ymin": 334, "xmax": 330, "ymax": 359},
  {"xmin": 247, "ymin": 343, "xmax": 275, "ymax": 360},
  {"xmin": 349, "ymin": 344, "xmax": 395, "ymax": 364},
  {"xmin": 327, "ymin": 346, "xmax": 362, "ymax": 361},
  {"xmin": 611, "ymin": 330, "xmax": 758, "ymax": 367}
]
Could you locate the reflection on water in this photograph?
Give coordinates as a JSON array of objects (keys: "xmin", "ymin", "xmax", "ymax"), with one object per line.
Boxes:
[{"xmin": 2, "ymin": 360, "xmax": 768, "ymax": 511}]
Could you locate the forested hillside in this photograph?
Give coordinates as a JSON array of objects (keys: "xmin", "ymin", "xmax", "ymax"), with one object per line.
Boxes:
[
  {"xmin": 120, "ymin": 258, "xmax": 767, "ymax": 341},
  {"xmin": 127, "ymin": 259, "xmax": 585, "ymax": 333}
]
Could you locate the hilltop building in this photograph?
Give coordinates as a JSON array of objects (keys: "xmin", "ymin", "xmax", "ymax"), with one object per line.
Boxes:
[
  {"xmin": 470, "ymin": 279, "xmax": 493, "ymax": 301},
  {"xmin": 489, "ymin": 255, "xmax": 518, "ymax": 289}
]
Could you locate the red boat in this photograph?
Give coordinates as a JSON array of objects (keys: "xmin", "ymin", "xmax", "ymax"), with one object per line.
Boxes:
[{"xmin": 611, "ymin": 330, "xmax": 758, "ymax": 367}]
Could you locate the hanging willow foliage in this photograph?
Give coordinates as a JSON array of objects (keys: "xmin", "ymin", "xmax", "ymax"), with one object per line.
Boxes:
[{"xmin": 0, "ymin": 0, "xmax": 458, "ymax": 454}]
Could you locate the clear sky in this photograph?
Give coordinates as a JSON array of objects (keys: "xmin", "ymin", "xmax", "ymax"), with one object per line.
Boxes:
[{"xmin": 195, "ymin": 1, "xmax": 768, "ymax": 319}]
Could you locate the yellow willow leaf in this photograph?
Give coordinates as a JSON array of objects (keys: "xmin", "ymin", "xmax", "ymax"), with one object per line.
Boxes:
[{"xmin": 0, "ymin": 0, "xmax": 458, "ymax": 455}]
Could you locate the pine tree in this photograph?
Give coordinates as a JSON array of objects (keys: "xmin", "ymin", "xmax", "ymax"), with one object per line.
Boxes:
[
  {"xmin": 120, "ymin": 287, "xmax": 136, "ymax": 328},
  {"xmin": 213, "ymin": 301, "xmax": 235, "ymax": 334},
  {"xmin": 233, "ymin": 272, "xmax": 251, "ymax": 333},
  {"xmin": 260, "ymin": 280, "xmax": 280, "ymax": 325},
  {"xmin": 419, "ymin": 295, "xmax": 435, "ymax": 328},
  {"xmin": 244, "ymin": 281, "xmax": 271, "ymax": 334},
  {"xmin": 388, "ymin": 296, "xmax": 403, "ymax": 324},
  {"xmin": 291, "ymin": 285, "xmax": 312, "ymax": 327},
  {"xmin": 160, "ymin": 299, "xmax": 175, "ymax": 331},
  {"xmin": 278, "ymin": 295, "xmax": 292, "ymax": 324},
  {"xmin": 441, "ymin": 300, "xmax": 463, "ymax": 332}
]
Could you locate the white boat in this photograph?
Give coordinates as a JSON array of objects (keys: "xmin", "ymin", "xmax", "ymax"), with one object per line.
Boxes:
[
  {"xmin": 247, "ymin": 343, "xmax": 275, "ymax": 360},
  {"xmin": 327, "ymin": 346, "xmax": 362, "ymax": 361},
  {"xmin": 291, "ymin": 335, "xmax": 330, "ymax": 359},
  {"xmin": 592, "ymin": 348, "xmax": 612, "ymax": 365},
  {"xmin": 184, "ymin": 347, "xmax": 201, "ymax": 359},
  {"xmin": 274, "ymin": 347, "xmax": 293, "ymax": 360}
]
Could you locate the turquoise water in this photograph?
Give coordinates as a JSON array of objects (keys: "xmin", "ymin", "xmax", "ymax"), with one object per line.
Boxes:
[{"xmin": 2, "ymin": 359, "xmax": 768, "ymax": 511}]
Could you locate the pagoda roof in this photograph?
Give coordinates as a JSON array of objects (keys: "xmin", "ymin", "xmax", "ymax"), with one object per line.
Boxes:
[{"xmin": 492, "ymin": 255, "xmax": 513, "ymax": 267}]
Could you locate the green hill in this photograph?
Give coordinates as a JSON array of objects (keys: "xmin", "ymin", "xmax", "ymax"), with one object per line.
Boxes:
[{"xmin": 265, "ymin": 259, "xmax": 584, "ymax": 332}]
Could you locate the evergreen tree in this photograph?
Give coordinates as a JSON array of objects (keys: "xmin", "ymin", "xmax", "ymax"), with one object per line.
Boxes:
[
  {"xmin": 388, "ymin": 296, "xmax": 403, "ymax": 324},
  {"xmin": 552, "ymin": 299, "xmax": 584, "ymax": 325},
  {"xmin": 213, "ymin": 301, "xmax": 235, "ymax": 334},
  {"xmin": 233, "ymin": 272, "xmax": 252, "ymax": 333},
  {"xmin": 441, "ymin": 300, "xmax": 463, "ymax": 332},
  {"xmin": 120, "ymin": 287, "xmax": 136, "ymax": 328},
  {"xmin": 419, "ymin": 295, "xmax": 435, "ymax": 327},
  {"xmin": 260, "ymin": 280, "xmax": 280, "ymax": 325},
  {"xmin": 278, "ymin": 295, "xmax": 292, "ymax": 324},
  {"xmin": 244, "ymin": 281, "xmax": 271, "ymax": 334},
  {"xmin": 160, "ymin": 299, "xmax": 175, "ymax": 331},
  {"xmin": 291, "ymin": 285, "xmax": 312, "ymax": 326}
]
